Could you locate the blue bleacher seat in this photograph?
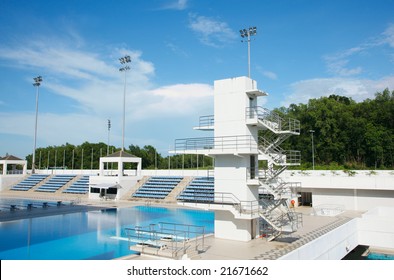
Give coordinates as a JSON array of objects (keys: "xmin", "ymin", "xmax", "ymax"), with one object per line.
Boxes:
[
  {"xmin": 10, "ymin": 174, "xmax": 49, "ymax": 191},
  {"xmin": 177, "ymin": 177, "xmax": 214, "ymax": 202},
  {"xmin": 35, "ymin": 175, "xmax": 76, "ymax": 193},
  {"xmin": 132, "ymin": 176, "xmax": 183, "ymax": 199},
  {"xmin": 62, "ymin": 175, "xmax": 90, "ymax": 194}
]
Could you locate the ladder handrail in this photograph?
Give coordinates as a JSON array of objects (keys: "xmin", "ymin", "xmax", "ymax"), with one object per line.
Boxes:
[{"xmin": 246, "ymin": 106, "xmax": 300, "ymax": 134}]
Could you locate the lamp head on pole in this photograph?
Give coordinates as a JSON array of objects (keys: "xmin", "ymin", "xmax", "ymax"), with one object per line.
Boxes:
[
  {"xmin": 240, "ymin": 26, "xmax": 257, "ymax": 40},
  {"xmin": 119, "ymin": 55, "xmax": 131, "ymax": 64},
  {"xmin": 119, "ymin": 65, "xmax": 130, "ymax": 72},
  {"xmin": 33, "ymin": 76, "xmax": 43, "ymax": 87}
]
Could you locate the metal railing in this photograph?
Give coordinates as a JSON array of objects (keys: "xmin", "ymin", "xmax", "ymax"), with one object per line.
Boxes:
[
  {"xmin": 174, "ymin": 135, "xmax": 258, "ymax": 153},
  {"xmin": 125, "ymin": 222, "xmax": 207, "ymax": 258},
  {"xmin": 246, "ymin": 106, "xmax": 300, "ymax": 134},
  {"xmin": 197, "ymin": 115, "xmax": 214, "ymax": 128},
  {"xmin": 259, "ymin": 141, "xmax": 301, "ymax": 166}
]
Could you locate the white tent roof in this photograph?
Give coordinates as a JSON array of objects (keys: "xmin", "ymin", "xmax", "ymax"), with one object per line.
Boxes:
[{"xmin": 93, "ymin": 183, "xmax": 122, "ymax": 189}]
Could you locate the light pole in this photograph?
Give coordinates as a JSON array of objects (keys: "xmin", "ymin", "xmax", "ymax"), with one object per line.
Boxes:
[
  {"xmin": 32, "ymin": 76, "xmax": 43, "ymax": 174},
  {"xmin": 240, "ymin": 26, "xmax": 257, "ymax": 78},
  {"xmin": 119, "ymin": 55, "xmax": 131, "ymax": 152},
  {"xmin": 309, "ymin": 130, "xmax": 315, "ymax": 170},
  {"xmin": 107, "ymin": 119, "xmax": 111, "ymax": 156},
  {"xmin": 107, "ymin": 119, "xmax": 111, "ymax": 171}
]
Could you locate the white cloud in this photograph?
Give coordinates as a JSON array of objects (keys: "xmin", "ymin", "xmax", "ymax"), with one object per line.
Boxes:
[
  {"xmin": 0, "ymin": 34, "xmax": 214, "ymax": 157},
  {"xmin": 134, "ymin": 83, "xmax": 213, "ymax": 118},
  {"xmin": 282, "ymin": 76, "xmax": 394, "ymax": 106},
  {"xmin": 161, "ymin": 0, "xmax": 188, "ymax": 10},
  {"xmin": 324, "ymin": 24, "xmax": 394, "ymax": 77},
  {"xmin": 188, "ymin": 14, "xmax": 237, "ymax": 47},
  {"xmin": 324, "ymin": 48, "xmax": 364, "ymax": 77},
  {"xmin": 382, "ymin": 24, "xmax": 394, "ymax": 48}
]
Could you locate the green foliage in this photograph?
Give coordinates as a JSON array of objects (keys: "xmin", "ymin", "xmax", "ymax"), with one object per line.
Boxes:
[
  {"xmin": 26, "ymin": 142, "xmax": 214, "ymax": 171},
  {"xmin": 343, "ymin": 170, "xmax": 357, "ymax": 177},
  {"xmin": 280, "ymin": 88, "xmax": 394, "ymax": 169}
]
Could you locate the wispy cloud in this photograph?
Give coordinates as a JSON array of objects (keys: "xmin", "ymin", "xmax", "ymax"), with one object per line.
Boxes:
[
  {"xmin": 188, "ymin": 14, "xmax": 237, "ymax": 47},
  {"xmin": 382, "ymin": 23, "xmax": 394, "ymax": 47},
  {"xmin": 324, "ymin": 24, "xmax": 394, "ymax": 77},
  {"xmin": 161, "ymin": 0, "xmax": 188, "ymax": 10},
  {"xmin": 0, "ymin": 34, "xmax": 213, "ymax": 153},
  {"xmin": 256, "ymin": 66, "xmax": 278, "ymax": 80},
  {"xmin": 323, "ymin": 47, "xmax": 365, "ymax": 77},
  {"xmin": 282, "ymin": 75, "xmax": 394, "ymax": 106}
]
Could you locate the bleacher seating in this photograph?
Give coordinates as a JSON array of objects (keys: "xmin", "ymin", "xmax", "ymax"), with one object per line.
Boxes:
[
  {"xmin": 62, "ymin": 175, "xmax": 90, "ymax": 194},
  {"xmin": 132, "ymin": 176, "xmax": 183, "ymax": 199},
  {"xmin": 35, "ymin": 174, "xmax": 76, "ymax": 193},
  {"xmin": 177, "ymin": 177, "xmax": 214, "ymax": 202},
  {"xmin": 10, "ymin": 174, "xmax": 49, "ymax": 191}
]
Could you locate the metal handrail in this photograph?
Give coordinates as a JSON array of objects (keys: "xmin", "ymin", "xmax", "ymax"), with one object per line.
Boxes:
[
  {"xmin": 246, "ymin": 106, "xmax": 300, "ymax": 134},
  {"xmin": 174, "ymin": 135, "xmax": 258, "ymax": 152},
  {"xmin": 125, "ymin": 222, "xmax": 207, "ymax": 258},
  {"xmin": 197, "ymin": 115, "xmax": 214, "ymax": 127}
]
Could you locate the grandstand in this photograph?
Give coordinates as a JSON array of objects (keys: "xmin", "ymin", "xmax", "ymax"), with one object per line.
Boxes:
[
  {"xmin": 35, "ymin": 174, "xmax": 76, "ymax": 193},
  {"xmin": 63, "ymin": 175, "xmax": 90, "ymax": 194},
  {"xmin": 10, "ymin": 174, "xmax": 48, "ymax": 191},
  {"xmin": 177, "ymin": 177, "xmax": 214, "ymax": 202},
  {"xmin": 132, "ymin": 176, "xmax": 183, "ymax": 199}
]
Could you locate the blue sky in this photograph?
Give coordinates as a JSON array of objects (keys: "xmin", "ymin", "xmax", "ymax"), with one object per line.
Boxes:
[{"xmin": 0, "ymin": 0, "xmax": 393, "ymax": 159}]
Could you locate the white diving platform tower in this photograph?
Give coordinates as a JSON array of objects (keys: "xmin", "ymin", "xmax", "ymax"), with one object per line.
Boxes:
[{"xmin": 172, "ymin": 76, "xmax": 302, "ymax": 242}]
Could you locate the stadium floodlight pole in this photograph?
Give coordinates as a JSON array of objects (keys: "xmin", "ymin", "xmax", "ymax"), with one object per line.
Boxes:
[
  {"xmin": 309, "ymin": 130, "xmax": 315, "ymax": 170},
  {"xmin": 240, "ymin": 26, "xmax": 257, "ymax": 78},
  {"xmin": 119, "ymin": 55, "xmax": 131, "ymax": 152},
  {"xmin": 106, "ymin": 119, "xmax": 111, "ymax": 171},
  {"xmin": 32, "ymin": 76, "xmax": 43, "ymax": 174},
  {"xmin": 107, "ymin": 119, "xmax": 111, "ymax": 156}
]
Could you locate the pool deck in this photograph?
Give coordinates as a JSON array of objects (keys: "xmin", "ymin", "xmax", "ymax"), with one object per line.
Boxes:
[
  {"xmin": 118, "ymin": 207, "xmax": 363, "ymax": 260},
  {"xmin": 0, "ymin": 191, "xmax": 364, "ymax": 260}
]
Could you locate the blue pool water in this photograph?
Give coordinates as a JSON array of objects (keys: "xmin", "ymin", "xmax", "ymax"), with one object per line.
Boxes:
[
  {"xmin": 367, "ymin": 252, "xmax": 394, "ymax": 260},
  {"xmin": 0, "ymin": 205, "xmax": 214, "ymax": 260}
]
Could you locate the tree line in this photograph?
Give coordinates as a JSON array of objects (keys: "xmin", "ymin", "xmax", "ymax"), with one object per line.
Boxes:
[
  {"xmin": 25, "ymin": 142, "xmax": 214, "ymax": 170},
  {"xmin": 25, "ymin": 89, "xmax": 393, "ymax": 170},
  {"xmin": 277, "ymin": 88, "xmax": 393, "ymax": 169}
]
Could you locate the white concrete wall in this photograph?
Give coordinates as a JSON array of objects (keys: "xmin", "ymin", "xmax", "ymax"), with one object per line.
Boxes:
[
  {"xmin": 215, "ymin": 155, "xmax": 258, "ymax": 201},
  {"xmin": 281, "ymin": 207, "xmax": 394, "ymax": 259},
  {"xmin": 286, "ymin": 170, "xmax": 394, "ymax": 211},
  {"xmin": 141, "ymin": 169, "xmax": 212, "ymax": 177},
  {"xmin": 280, "ymin": 219, "xmax": 359, "ymax": 260},
  {"xmin": 357, "ymin": 207, "xmax": 394, "ymax": 249},
  {"xmin": 89, "ymin": 174, "xmax": 141, "ymax": 200},
  {"xmin": 214, "ymin": 210, "xmax": 257, "ymax": 241},
  {"xmin": 214, "ymin": 76, "xmax": 258, "ymax": 139},
  {"xmin": 284, "ymin": 170, "xmax": 394, "ymax": 191},
  {"xmin": 0, "ymin": 174, "xmax": 26, "ymax": 191}
]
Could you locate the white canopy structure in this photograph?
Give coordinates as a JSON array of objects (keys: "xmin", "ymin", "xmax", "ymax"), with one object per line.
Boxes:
[
  {"xmin": 99, "ymin": 150, "xmax": 141, "ymax": 177},
  {"xmin": 0, "ymin": 154, "xmax": 27, "ymax": 175}
]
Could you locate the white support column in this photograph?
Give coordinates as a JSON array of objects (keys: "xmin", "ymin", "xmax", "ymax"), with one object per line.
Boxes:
[{"xmin": 212, "ymin": 76, "xmax": 263, "ymax": 241}]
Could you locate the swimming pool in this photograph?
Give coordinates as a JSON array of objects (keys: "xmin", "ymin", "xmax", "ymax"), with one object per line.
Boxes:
[
  {"xmin": 367, "ymin": 252, "xmax": 394, "ymax": 260},
  {"xmin": 0, "ymin": 205, "xmax": 214, "ymax": 260}
]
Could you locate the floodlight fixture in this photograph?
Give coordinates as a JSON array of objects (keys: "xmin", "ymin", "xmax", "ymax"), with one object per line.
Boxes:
[
  {"xmin": 240, "ymin": 26, "xmax": 257, "ymax": 78},
  {"xmin": 119, "ymin": 55, "xmax": 131, "ymax": 152},
  {"xmin": 32, "ymin": 76, "xmax": 43, "ymax": 173},
  {"xmin": 119, "ymin": 55, "xmax": 131, "ymax": 64}
]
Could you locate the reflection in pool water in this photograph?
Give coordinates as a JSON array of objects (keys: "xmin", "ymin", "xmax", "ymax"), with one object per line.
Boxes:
[{"xmin": 0, "ymin": 205, "xmax": 214, "ymax": 260}]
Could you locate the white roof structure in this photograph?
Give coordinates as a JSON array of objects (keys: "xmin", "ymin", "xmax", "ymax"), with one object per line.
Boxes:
[
  {"xmin": 0, "ymin": 154, "xmax": 27, "ymax": 175},
  {"xmin": 99, "ymin": 150, "xmax": 141, "ymax": 177}
]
